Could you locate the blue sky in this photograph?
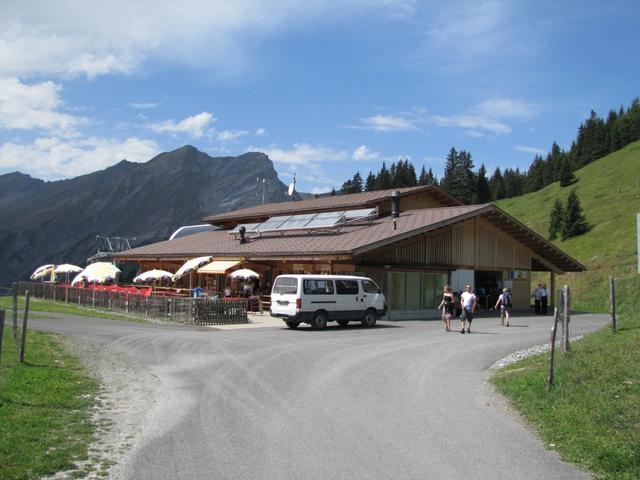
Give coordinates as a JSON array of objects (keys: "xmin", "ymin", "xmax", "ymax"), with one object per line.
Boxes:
[{"xmin": 0, "ymin": 1, "xmax": 638, "ymax": 194}]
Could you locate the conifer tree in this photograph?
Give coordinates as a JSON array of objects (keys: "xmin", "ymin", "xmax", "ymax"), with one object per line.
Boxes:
[
  {"xmin": 525, "ymin": 156, "xmax": 545, "ymax": 193},
  {"xmin": 561, "ymin": 190, "xmax": 589, "ymax": 240},
  {"xmin": 352, "ymin": 172, "xmax": 363, "ymax": 192},
  {"xmin": 365, "ymin": 171, "xmax": 376, "ymax": 191},
  {"xmin": 548, "ymin": 198, "xmax": 564, "ymax": 240},
  {"xmin": 474, "ymin": 164, "xmax": 491, "ymax": 203},
  {"xmin": 376, "ymin": 161, "xmax": 392, "ymax": 189},
  {"xmin": 489, "ymin": 167, "xmax": 505, "ymax": 200},
  {"xmin": 418, "ymin": 166, "xmax": 435, "ymax": 185},
  {"xmin": 559, "ymin": 158, "xmax": 576, "ymax": 187},
  {"xmin": 340, "ymin": 178, "xmax": 353, "ymax": 194}
]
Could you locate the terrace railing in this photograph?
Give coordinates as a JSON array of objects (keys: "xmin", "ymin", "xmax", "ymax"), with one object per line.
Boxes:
[{"xmin": 17, "ymin": 282, "xmax": 249, "ymax": 325}]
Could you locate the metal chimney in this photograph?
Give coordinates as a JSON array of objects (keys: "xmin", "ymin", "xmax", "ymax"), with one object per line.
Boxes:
[
  {"xmin": 391, "ymin": 190, "xmax": 400, "ymax": 218},
  {"xmin": 239, "ymin": 226, "xmax": 246, "ymax": 244}
]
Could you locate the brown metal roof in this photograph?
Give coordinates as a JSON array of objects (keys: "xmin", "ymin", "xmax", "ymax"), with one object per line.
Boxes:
[
  {"xmin": 202, "ymin": 185, "xmax": 461, "ymax": 224},
  {"xmin": 116, "ymin": 204, "xmax": 584, "ymax": 273}
]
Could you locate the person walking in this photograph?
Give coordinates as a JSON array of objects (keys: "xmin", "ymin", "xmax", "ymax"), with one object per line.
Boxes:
[
  {"xmin": 541, "ymin": 283, "xmax": 548, "ymax": 315},
  {"xmin": 437, "ymin": 285, "xmax": 456, "ymax": 332},
  {"xmin": 533, "ymin": 284, "xmax": 542, "ymax": 314},
  {"xmin": 460, "ymin": 285, "xmax": 478, "ymax": 334},
  {"xmin": 495, "ymin": 288, "xmax": 512, "ymax": 326}
]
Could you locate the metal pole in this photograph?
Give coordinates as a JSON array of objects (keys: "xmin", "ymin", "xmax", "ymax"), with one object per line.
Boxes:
[
  {"xmin": 12, "ymin": 282, "xmax": 18, "ymax": 340},
  {"xmin": 0, "ymin": 309, "xmax": 5, "ymax": 368},
  {"xmin": 562, "ymin": 285, "xmax": 570, "ymax": 353},
  {"xmin": 610, "ymin": 276, "xmax": 616, "ymax": 333},
  {"xmin": 20, "ymin": 291, "xmax": 30, "ymax": 363},
  {"xmin": 546, "ymin": 307, "xmax": 560, "ymax": 390}
]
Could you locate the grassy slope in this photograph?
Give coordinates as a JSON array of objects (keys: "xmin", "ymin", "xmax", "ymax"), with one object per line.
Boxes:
[
  {"xmin": 498, "ymin": 140, "xmax": 640, "ymax": 312},
  {"xmin": 0, "ymin": 296, "xmax": 142, "ymax": 322},
  {"xmin": 0, "ymin": 329, "xmax": 98, "ymax": 479},
  {"xmin": 494, "ymin": 140, "xmax": 640, "ymax": 479}
]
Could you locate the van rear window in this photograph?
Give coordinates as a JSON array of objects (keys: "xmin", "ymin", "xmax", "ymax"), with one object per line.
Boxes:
[
  {"xmin": 272, "ymin": 277, "xmax": 298, "ymax": 295},
  {"xmin": 362, "ymin": 280, "xmax": 381, "ymax": 293},
  {"xmin": 303, "ymin": 279, "xmax": 335, "ymax": 295},
  {"xmin": 335, "ymin": 279, "xmax": 359, "ymax": 295}
]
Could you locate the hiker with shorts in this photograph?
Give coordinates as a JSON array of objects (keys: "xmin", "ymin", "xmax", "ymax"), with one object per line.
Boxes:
[
  {"xmin": 495, "ymin": 287, "xmax": 512, "ymax": 327},
  {"xmin": 437, "ymin": 285, "xmax": 457, "ymax": 332},
  {"xmin": 459, "ymin": 285, "xmax": 478, "ymax": 334}
]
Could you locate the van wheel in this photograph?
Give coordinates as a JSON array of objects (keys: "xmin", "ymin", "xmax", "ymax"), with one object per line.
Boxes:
[
  {"xmin": 310, "ymin": 311, "xmax": 328, "ymax": 330},
  {"xmin": 362, "ymin": 309, "xmax": 377, "ymax": 327},
  {"xmin": 285, "ymin": 321, "xmax": 300, "ymax": 329},
  {"xmin": 337, "ymin": 320, "xmax": 349, "ymax": 327}
]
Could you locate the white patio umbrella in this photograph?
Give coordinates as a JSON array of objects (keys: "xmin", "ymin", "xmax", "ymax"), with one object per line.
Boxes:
[
  {"xmin": 55, "ymin": 264, "xmax": 83, "ymax": 285},
  {"xmin": 133, "ymin": 269, "xmax": 174, "ymax": 283},
  {"xmin": 55, "ymin": 264, "xmax": 83, "ymax": 274},
  {"xmin": 71, "ymin": 262, "xmax": 120, "ymax": 285},
  {"xmin": 173, "ymin": 256, "xmax": 212, "ymax": 290},
  {"xmin": 173, "ymin": 256, "xmax": 212, "ymax": 280},
  {"xmin": 229, "ymin": 268, "xmax": 260, "ymax": 279},
  {"xmin": 31, "ymin": 264, "xmax": 55, "ymax": 280}
]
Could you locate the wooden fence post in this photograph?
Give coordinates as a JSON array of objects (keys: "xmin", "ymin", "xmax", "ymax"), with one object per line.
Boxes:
[
  {"xmin": 20, "ymin": 291, "xmax": 30, "ymax": 363},
  {"xmin": 546, "ymin": 307, "xmax": 560, "ymax": 390},
  {"xmin": 562, "ymin": 285, "xmax": 570, "ymax": 353},
  {"xmin": 0, "ymin": 309, "xmax": 5, "ymax": 368},
  {"xmin": 609, "ymin": 276, "xmax": 616, "ymax": 333},
  {"xmin": 12, "ymin": 282, "xmax": 18, "ymax": 340}
]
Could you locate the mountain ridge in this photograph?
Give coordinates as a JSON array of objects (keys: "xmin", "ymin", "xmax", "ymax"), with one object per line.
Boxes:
[{"xmin": 0, "ymin": 146, "xmax": 290, "ymax": 285}]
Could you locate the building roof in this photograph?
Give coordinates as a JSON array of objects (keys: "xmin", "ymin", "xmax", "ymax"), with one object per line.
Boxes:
[
  {"xmin": 116, "ymin": 204, "xmax": 584, "ymax": 273},
  {"xmin": 203, "ymin": 185, "xmax": 461, "ymax": 224}
]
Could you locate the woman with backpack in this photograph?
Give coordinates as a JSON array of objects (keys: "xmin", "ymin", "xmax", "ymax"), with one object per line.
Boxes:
[
  {"xmin": 437, "ymin": 285, "xmax": 457, "ymax": 332},
  {"xmin": 495, "ymin": 287, "xmax": 512, "ymax": 326}
]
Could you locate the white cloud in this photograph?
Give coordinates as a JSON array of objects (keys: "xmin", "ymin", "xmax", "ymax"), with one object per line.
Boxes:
[
  {"xmin": 0, "ymin": 136, "xmax": 159, "ymax": 179},
  {"xmin": 0, "ymin": 1, "xmax": 415, "ymax": 79},
  {"xmin": 216, "ymin": 129, "xmax": 249, "ymax": 142},
  {"xmin": 129, "ymin": 102, "xmax": 158, "ymax": 109},
  {"xmin": 416, "ymin": 0, "xmax": 516, "ymax": 71},
  {"xmin": 0, "ymin": 77, "xmax": 83, "ymax": 134},
  {"xmin": 513, "ymin": 145, "xmax": 546, "ymax": 155},
  {"xmin": 352, "ymin": 145, "xmax": 381, "ymax": 161},
  {"xmin": 359, "ymin": 114, "xmax": 416, "ymax": 132},
  {"xmin": 149, "ymin": 112, "xmax": 216, "ymax": 139},
  {"xmin": 311, "ymin": 186, "xmax": 332, "ymax": 194},
  {"xmin": 263, "ymin": 143, "xmax": 349, "ymax": 166},
  {"xmin": 474, "ymin": 98, "xmax": 538, "ymax": 120},
  {"xmin": 254, "ymin": 128, "xmax": 267, "ymax": 136},
  {"xmin": 429, "ymin": 114, "xmax": 511, "ymax": 135}
]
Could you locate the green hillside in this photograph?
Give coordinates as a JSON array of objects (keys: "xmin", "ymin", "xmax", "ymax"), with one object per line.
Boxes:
[{"xmin": 497, "ymin": 140, "xmax": 640, "ymax": 312}]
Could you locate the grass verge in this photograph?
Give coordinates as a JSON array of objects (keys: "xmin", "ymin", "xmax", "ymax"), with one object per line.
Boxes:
[
  {"xmin": 491, "ymin": 275, "xmax": 640, "ymax": 479},
  {"xmin": 0, "ymin": 327, "xmax": 98, "ymax": 479},
  {"xmin": 0, "ymin": 296, "xmax": 142, "ymax": 322}
]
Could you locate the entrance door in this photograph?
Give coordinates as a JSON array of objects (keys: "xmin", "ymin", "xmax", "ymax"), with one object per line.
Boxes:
[{"xmin": 474, "ymin": 271, "xmax": 502, "ymax": 311}]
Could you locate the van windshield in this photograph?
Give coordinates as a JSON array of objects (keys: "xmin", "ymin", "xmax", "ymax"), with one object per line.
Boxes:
[{"xmin": 272, "ymin": 277, "xmax": 298, "ymax": 295}]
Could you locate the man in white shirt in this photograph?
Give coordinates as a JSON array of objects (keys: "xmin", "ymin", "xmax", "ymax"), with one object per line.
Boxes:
[
  {"xmin": 460, "ymin": 285, "xmax": 478, "ymax": 334},
  {"xmin": 533, "ymin": 284, "xmax": 543, "ymax": 314}
]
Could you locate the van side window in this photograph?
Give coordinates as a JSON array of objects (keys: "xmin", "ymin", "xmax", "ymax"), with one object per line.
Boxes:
[
  {"xmin": 335, "ymin": 279, "xmax": 359, "ymax": 295},
  {"xmin": 303, "ymin": 279, "xmax": 335, "ymax": 295},
  {"xmin": 362, "ymin": 280, "xmax": 381, "ymax": 294},
  {"xmin": 272, "ymin": 277, "xmax": 298, "ymax": 294}
]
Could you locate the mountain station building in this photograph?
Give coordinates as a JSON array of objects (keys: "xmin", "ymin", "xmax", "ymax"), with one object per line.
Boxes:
[{"xmin": 114, "ymin": 185, "xmax": 584, "ymax": 320}]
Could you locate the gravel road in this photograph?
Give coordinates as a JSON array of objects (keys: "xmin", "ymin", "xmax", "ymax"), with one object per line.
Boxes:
[{"xmin": 31, "ymin": 312, "xmax": 607, "ymax": 480}]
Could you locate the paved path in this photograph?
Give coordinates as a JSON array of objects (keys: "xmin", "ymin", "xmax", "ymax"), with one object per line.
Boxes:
[{"xmin": 30, "ymin": 312, "xmax": 607, "ymax": 480}]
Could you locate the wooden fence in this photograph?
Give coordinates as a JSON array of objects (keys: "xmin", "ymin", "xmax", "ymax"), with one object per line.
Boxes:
[{"xmin": 17, "ymin": 282, "xmax": 249, "ymax": 325}]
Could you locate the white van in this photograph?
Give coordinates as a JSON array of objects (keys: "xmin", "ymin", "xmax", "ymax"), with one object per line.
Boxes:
[{"xmin": 270, "ymin": 274, "xmax": 387, "ymax": 330}]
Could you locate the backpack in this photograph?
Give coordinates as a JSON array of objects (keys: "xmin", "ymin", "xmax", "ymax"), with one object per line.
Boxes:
[{"xmin": 501, "ymin": 293, "xmax": 512, "ymax": 308}]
